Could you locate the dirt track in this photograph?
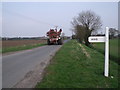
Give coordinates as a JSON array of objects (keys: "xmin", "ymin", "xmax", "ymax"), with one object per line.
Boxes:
[{"xmin": 2, "ymin": 39, "xmax": 46, "ymax": 48}]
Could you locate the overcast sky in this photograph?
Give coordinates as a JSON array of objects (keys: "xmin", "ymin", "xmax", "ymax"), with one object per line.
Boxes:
[{"xmin": 1, "ymin": 2, "xmax": 118, "ymax": 37}]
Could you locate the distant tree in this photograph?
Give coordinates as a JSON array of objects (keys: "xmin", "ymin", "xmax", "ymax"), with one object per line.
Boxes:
[
  {"xmin": 118, "ymin": 34, "xmax": 120, "ymax": 38},
  {"xmin": 71, "ymin": 10, "xmax": 102, "ymax": 46},
  {"xmin": 109, "ymin": 28, "xmax": 119, "ymax": 39},
  {"xmin": 72, "ymin": 35, "xmax": 76, "ymax": 39}
]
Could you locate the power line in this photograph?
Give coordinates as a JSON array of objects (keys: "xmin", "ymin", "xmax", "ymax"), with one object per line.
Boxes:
[
  {"xmin": 4, "ymin": 9, "xmax": 58, "ymax": 27},
  {"xmin": 4, "ymin": 9, "xmax": 70, "ymax": 30}
]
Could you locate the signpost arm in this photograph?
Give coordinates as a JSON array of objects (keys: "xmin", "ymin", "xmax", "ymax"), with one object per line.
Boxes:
[{"xmin": 104, "ymin": 27, "xmax": 109, "ymax": 77}]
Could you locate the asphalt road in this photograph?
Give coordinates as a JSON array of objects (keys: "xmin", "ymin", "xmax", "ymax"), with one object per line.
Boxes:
[{"xmin": 2, "ymin": 44, "xmax": 63, "ymax": 88}]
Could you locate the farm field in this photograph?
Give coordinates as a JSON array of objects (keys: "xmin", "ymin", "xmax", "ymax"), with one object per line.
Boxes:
[
  {"xmin": 93, "ymin": 38, "xmax": 119, "ymax": 62},
  {"xmin": 2, "ymin": 39, "xmax": 47, "ymax": 53},
  {"xmin": 2, "ymin": 39, "xmax": 46, "ymax": 48}
]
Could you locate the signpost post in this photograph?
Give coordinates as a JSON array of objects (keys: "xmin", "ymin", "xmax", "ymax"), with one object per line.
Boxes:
[
  {"xmin": 104, "ymin": 27, "xmax": 109, "ymax": 77},
  {"xmin": 88, "ymin": 27, "xmax": 109, "ymax": 77}
]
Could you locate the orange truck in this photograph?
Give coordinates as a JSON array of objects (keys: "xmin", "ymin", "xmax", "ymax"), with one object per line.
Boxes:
[{"xmin": 46, "ymin": 28, "xmax": 63, "ymax": 45}]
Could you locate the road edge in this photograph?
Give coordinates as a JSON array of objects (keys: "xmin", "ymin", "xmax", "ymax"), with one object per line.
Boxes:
[{"xmin": 12, "ymin": 45, "xmax": 62, "ymax": 88}]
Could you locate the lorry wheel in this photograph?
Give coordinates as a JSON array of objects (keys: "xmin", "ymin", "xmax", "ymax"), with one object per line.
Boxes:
[
  {"xmin": 58, "ymin": 39, "xmax": 63, "ymax": 45},
  {"xmin": 47, "ymin": 39, "xmax": 51, "ymax": 45}
]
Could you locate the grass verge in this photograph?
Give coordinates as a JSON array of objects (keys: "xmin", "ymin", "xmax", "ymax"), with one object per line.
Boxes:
[
  {"xmin": 2, "ymin": 43, "xmax": 46, "ymax": 53},
  {"xmin": 36, "ymin": 40, "xmax": 118, "ymax": 88}
]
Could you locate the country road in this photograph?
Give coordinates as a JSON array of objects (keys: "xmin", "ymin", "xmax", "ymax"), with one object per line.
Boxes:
[{"xmin": 2, "ymin": 40, "xmax": 70, "ymax": 88}]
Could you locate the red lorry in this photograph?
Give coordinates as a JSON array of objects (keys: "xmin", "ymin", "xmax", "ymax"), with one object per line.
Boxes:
[{"xmin": 46, "ymin": 28, "xmax": 63, "ymax": 45}]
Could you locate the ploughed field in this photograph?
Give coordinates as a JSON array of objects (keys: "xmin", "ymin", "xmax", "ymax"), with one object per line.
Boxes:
[{"xmin": 2, "ymin": 39, "xmax": 47, "ymax": 48}]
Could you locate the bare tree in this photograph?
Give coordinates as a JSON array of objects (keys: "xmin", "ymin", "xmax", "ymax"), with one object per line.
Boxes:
[
  {"xmin": 109, "ymin": 28, "xmax": 119, "ymax": 39},
  {"xmin": 71, "ymin": 10, "xmax": 102, "ymax": 46}
]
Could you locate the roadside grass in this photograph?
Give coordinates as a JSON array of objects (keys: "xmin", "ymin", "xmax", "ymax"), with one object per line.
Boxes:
[
  {"xmin": 36, "ymin": 40, "xmax": 118, "ymax": 88},
  {"xmin": 2, "ymin": 43, "xmax": 46, "ymax": 53},
  {"xmin": 92, "ymin": 38, "xmax": 119, "ymax": 63}
]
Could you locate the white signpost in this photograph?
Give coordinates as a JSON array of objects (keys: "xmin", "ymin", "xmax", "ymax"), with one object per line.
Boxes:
[
  {"xmin": 88, "ymin": 27, "xmax": 109, "ymax": 77},
  {"xmin": 88, "ymin": 36, "xmax": 105, "ymax": 42}
]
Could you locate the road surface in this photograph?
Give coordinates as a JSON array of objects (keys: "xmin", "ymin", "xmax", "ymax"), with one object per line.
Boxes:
[{"xmin": 2, "ymin": 44, "xmax": 63, "ymax": 88}]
